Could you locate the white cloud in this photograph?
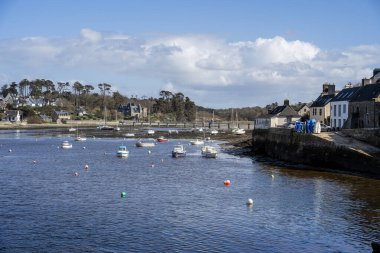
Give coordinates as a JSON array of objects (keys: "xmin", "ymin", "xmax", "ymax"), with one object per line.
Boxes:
[
  {"xmin": 80, "ymin": 28, "xmax": 102, "ymax": 43},
  {"xmin": 0, "ymin": 29, "xmax": 379, "ymax": 107}
]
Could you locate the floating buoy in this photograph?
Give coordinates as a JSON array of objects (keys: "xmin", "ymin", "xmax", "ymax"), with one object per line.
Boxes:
[
  {"xmin": 151, "ymin": 163, "xmax": 155, "ymax": 168},
  {"xmin": 148, "ymin": 150, "xmax": 151, "ymax": 154},
  {"xmin": 246, "ymin": 198, "xmax": 253, "ymax": 206},
  {"xmin": 121, "ymin": 192, "xmax": 126, "ymax": 198},
  {"xmin": 83, "ymin": 147, "xmax": 86, "ymax": 149},
  {"xmin": 33, "ymin": 160, "xmax": 37, "ymax": 164},
  {"xmin": 271, "ymin": 174, "xmax": 274, "ymax": 179},
  {"xmin": 224, "ymin": 180, "xmax": 231, "ymax": 186},
  {"xmin": 84, "ymin": 164, "xmax": 89, "ymax": 171},
  {"xmin": 74, "ymin": 172, "xmax": 79, "ymax": 176},
  {"xmin": 161, "ymin": 158, "xmax": 164, "ymax": 163},
  {"xmin": 8, "ymin": 149, "xmax": 12, "ymax": 152}
]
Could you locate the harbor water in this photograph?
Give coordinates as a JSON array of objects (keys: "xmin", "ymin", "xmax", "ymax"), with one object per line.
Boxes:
[{"xmin": 0, "ymin": 130, "xmax": 379, "ymax": 252}]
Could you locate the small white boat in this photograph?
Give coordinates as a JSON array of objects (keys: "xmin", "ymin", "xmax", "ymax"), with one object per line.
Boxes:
[
  {"xmin": 232, "ymin": 128, "xmax": 246, "ymax": 135},
  {"xmin": 68, "ymin": 127, "xmax": 76, "ymax": 132},
  {"xmin": 116, "ymin": 145, "xmax": 129, "ymax": 157},
  {"xmin": 210, "ymin": 129, "xmax": 219, "ymax": 135},
  {"xmin": 135, "ymin": 141, "xmax": 155, "ymax": 148},
  {"xmin": 147, "ymin": 129, "xmax": 155, "ymax": 135},
  {"xmin": 74, "ymin": 136, "xmax": 87, "ymax": 141},
  {"xmin": 201, "ymin": 146, "xmax": 218, "ymax": 158},
  {"xmin": 97, "ymin": 125, "xmax": 114, "ymax": 130},
  {"xmin": 61, "ymin": 141, "xmax": 73, "ymax": 149},
  {"xmin": 190, "ymin": 139, "xmax": 204, "ymax": 145},
  {"xmin": 172, "ymin": 145, "xmax": 186, "ymax": 158},
  {"xmin": 125, "ymin": 133, "xmax": 135, "ymax": 137}
]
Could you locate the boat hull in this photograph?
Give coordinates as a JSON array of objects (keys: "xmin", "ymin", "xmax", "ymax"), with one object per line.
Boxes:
[{"xmin": 172, "ymin": 151, "xmax": 186, "ymax": 158}]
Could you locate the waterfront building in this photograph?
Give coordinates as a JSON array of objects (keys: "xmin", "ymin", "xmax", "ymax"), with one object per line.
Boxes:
[
  {"xmin": 330, "ymin": 84, "xmax": 360, "ymax": 130},
  {"xmin": 2, "ymin": 110, "xmax": 23, "ymax": 123},
  {"xmin": 310, "ymin": 83, "xmax": 336, "ymax": 125},
  {"xmin": 255, "ymin": 99, "xmax": 300, "ymax": 129},
  {"xmin": 291, "ymin": 102, "xmax": 311, "ymax": 117},
  {"xmin": 118, "ymin": 103, "xmax": 147, "ymax": 120}
]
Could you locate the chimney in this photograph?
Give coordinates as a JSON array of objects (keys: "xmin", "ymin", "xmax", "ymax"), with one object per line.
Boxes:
[
  {"xmin": 362, "ymin": 78, "xmax": 371, "ymax": 86},
  {"xmin": 284, "ymin": 99, "xmax": 289, "ymax": 106},
  {"xmin": 322, "ymin": 83, "xmax": 335, "ymax": 95}
]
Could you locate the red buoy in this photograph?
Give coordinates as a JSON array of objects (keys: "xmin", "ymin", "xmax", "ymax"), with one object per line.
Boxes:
[{"xmin": 224, "ymin": 180, "xmax": 231, "ymax": 186}]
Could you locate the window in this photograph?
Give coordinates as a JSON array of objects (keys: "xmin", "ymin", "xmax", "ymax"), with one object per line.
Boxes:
[
  {"xmin": 334, "ymin": 119, "xmax": 336, "ymax": 127},
  {"xmin": 334, "ymin": 105, "xmax": 336, "ymax": 116},
  {"xmin": 338, "ymin": 119, "xmax": 341, "ymax": 127},
  {"xmin": 319, "ymin": 109, "xmax": 322, "ymax": 116},
  {"xmin": 343, "ymin": 104, "xmax": 346, "ymax": 114},
  {"xmin": 338, "ymin": 105, "xmax": 341, "ymax": 117}
]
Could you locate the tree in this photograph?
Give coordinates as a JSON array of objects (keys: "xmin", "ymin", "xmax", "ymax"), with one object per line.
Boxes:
[{"xmin": 73, "ymin": 81, "xmax": 84, "ymax": 107}]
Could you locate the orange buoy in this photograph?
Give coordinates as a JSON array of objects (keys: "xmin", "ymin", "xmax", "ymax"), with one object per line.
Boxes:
[{"xmin": 224, "ymin": 180, "xmax": 231, "ymax": 186}]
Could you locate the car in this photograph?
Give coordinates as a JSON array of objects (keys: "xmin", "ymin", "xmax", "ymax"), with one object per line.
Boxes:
[
  {"xmin": 320, "ymin": 123, "xmax": 332, "ymax": 132},
  {"xmin": 282, "ymin": 122, "xmax": 295, "ymax": 129}
]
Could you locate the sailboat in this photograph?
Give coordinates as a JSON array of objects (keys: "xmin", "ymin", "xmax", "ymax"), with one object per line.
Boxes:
[
  {"xmin": 231, "ymin": 109, "xmax": 245, "ymax": 135},
  {"xmin": 98, "ymin": 105, "xmax": 114, "ymax": 130},
  {"xmin": 74, "ymin": 127, "xmax": 86, "ymax": 141}
]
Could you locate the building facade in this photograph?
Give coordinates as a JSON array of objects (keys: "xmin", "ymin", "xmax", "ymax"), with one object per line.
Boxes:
[
  {"xmin": 310, "ymin": 83, "xmax": 336, "ymax": 125},
  {"xmin": 330, "ymin": 86, "xmax": 360, "ymax": 129}
]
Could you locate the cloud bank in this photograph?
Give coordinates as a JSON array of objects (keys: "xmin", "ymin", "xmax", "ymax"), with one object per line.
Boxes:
[{"xmin": 0, "ymin": 28, "xmax": 379, "ymax": 107}]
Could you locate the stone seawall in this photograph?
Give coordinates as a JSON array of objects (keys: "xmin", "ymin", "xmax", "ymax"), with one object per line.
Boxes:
[
  {"xmin": 252, "ymin": 128, "xmax": 380, "ymax": 176},
  {"xmin": 341, "ymin": 128, "xmax": 380, "ymax": 148}
]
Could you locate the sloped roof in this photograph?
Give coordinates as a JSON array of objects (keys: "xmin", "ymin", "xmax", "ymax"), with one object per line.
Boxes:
[
  {"xmin": 310, "ymin": 94, "xmax": 334, "ymax": 107},
  {"xmin": 330, "ymin": 87, "xmax": 360, "ymax": 102},
  {"xmin": 291, "ymin": 103, "xmax": 309, "ymax": 112},
  {"xmin": 269, "ymin": 105, "xmax": 299, "ymax": 117},
  {"xmin": 350, "ymin": 83, "xmax": 380, "ymax": 102}
]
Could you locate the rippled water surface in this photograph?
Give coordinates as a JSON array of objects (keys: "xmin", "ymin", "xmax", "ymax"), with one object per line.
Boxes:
[{"xmin": 0, "ymin": 131, "xmax": 379, "ymax": 252}]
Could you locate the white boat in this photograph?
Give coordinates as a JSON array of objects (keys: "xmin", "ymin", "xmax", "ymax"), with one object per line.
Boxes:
[
  {"xmin": 201, "ymin": 146, "xmax": 218, "ymax": 158},
  {"xmin": 61, "ymin": 141, "xmax": 73, "ymax": 149},
  {"xmin": 210, "ymin": 129, "xmax": 219, "ymax": 135},
  {"xmin": 172, "ymin": 145, "xmax": 186, "ymax": 158},
  {"xmin": 146, "ymin": 129, "xmax": 155, "ymax": 135},
  {"xmin": 97, "ymin": 125, "xmax": 114, "ymax": 130},
  {"xmin": 68, "ymin": 127, "xmax": 76, "ymax": 132},
  {"xmin": 74, "ymin": 136, "xmax": 87, "ymax": 141},
  {"xmin": 116, "ymin": 145, "xmax": 129, "ymax": 157},
  {"xmin": 190, "ymin": 139, "xmax": 204, "ymax": 145},
  {"xmin": 135, "ymin": 141, "xmax": 155, "ymax": 148},
  {"xmin": 125, "ymin": 133, "xmax": 135, "ymax": 137},
  {"xmin": 232, "ymin": 128, "xmax": 246, "ymax": 135}
]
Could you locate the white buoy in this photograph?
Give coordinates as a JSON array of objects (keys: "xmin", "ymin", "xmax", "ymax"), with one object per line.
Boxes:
[
  {"xmin": 8, "ymin": 149, "xmax": 12, "ymax": 152},
  {"xmin": 246, "ymin": 198, "xmax": 253, "ymax": 206},
  {"xmin": 151, "ymin": 163, "xmax": 155, "ymax": 168},
  {"xmin": 83, "ymin": 147, "xmax": 86, "ymax": 149},
  {"xmin": 271, "ymin": 174, "xmax": 275, "ymax": 179},
  {"xmin": 148, "ymin": 150, "xmax": 151, "ymax": 154}
]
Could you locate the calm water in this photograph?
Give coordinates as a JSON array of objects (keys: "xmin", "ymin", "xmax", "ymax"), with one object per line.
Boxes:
[{"xmin": 0, "ymin": 130, "xmax": 379, "ymax": 252}]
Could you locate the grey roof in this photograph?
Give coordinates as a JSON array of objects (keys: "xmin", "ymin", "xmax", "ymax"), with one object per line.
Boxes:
[
  {"xmin": 350, "ymin": 83, "xmax": 380, "ymax": 102},
  {"xmin": 330, "ymin": 87, "xmax": 360, "ymax": 102},
  {"xmin": 269, "ymin": 105, "xmax": 299, "ymax": 117},
  {"xmin": 310, "ymin": 94, "xmax": 334, "ymax": 107}
]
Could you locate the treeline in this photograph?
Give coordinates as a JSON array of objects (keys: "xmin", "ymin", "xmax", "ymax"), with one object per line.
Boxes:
[{"xmin": 0, "ymin": 79, "xmax": 197, "ymax": 122}]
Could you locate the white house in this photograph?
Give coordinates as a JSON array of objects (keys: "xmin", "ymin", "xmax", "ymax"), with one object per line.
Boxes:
[
  {"xmin": 255, "ymin": 99, "xmax": 300, "ymax": 129},
  {"xmin": 3, "ymin": 110, "xmax": 22, "ymax": 123},
  {"xmin": 329, "ymin": 86, "xmax": 360, "ymax": 129}
]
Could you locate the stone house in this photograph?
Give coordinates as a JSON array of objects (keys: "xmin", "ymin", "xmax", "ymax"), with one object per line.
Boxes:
[
  {"xmin": 54, "ymin": 110, "xmax": 71, "ymax": 123},
  {"xmin": 291, "ymin": 102, "xmax": 311, "ymax": 117},
  {"xmin": 345, "ymin": 68, "xmax": 380, "ymax": 129},
  {"xmin": 255, "ymin": 99, "xmax": 300, "ymax": 129},
  {"xmin": 310, "ymin": 83, "xmax": 336, "ymax": 125},
  {"xmin": 117, "ymin": 103, "xmax": 147, "ymax": 120}
]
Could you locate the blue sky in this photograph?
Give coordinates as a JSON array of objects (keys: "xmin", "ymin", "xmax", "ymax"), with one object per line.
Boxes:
[{"xmin": 0, "ymin": 0, "xmax": 379, "ymax": 108}]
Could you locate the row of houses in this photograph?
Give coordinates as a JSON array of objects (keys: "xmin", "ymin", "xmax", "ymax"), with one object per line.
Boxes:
[{"xmin": 255, "ymin": 68, "xmax": 380, "ymax": 130}]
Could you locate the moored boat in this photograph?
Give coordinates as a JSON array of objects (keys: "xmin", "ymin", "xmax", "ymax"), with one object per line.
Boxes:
[
  {"xmin": 172, "ymin": 145, "xmax": 186, "ymax": 158},
  {"xmin": 190, "ymin": 139, "xmax": 204, "ymax": 145},
  {"xmin": 61, "ymin": 141, "xmax": 73, "ymax": 149},
  {"xmin": 74, "ymin": 136, "xmax": 87, "ymax": 141},
  {"xmin": 116, "ymin": 145, "xmax": 129, "ymax": 157},
  {"xmin": 135, "ymin": 141, "xmax": 155, "ymax": 148},
  {"xmin": 157, "ymin": 136, "xmax": 168, "ymax": 142},
  {"xmin": 201, "ymin": 146, "xmax": 218, "ymax": 158}
]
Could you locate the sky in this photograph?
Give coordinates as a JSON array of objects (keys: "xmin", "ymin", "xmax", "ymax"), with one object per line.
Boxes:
[{"xmin": 0, "ymin": 0, "xmax": 379, "ymax": 108}]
